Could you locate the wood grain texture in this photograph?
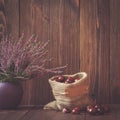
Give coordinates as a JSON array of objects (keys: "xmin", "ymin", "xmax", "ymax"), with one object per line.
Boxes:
[
  {"xmin": 49, "ymin": 0, "xmax": 63, "ymax": 71},
  {"xmin": 110, "ymin": 0, "xmax": 120, "ymax": 103},
  {"xmin": 0, "ymin": 110, "xmax": 28, "ymax": 120},
  {"xmin": 19, "ymin": 0, "xmax": 34, "ymax": 105},
  {"xmin": 20, "ymin": 0, "xmax": 51, "ymax": 105},
  {"xmin": 19, "ymin": 0, "xmax": 33, "ymax": 35},
  {"xmin": 80, "ymin": 0, "xmax": 110, "ymax": 103},
  {"xmin": 0, "ymin": 0, "xmax": 19, "ymax": 40},
  {"xmin": 96, "ymin": 0, "xmax": 110, "ymax": 103},
  {"xmin": 4, "ymin": 0, "xmax": 19, "ymax": 39},
  {"xmin": 31, "ymin": 0, "xmax": 50, "ymax": 105},
  {"xmin": 49, "ymin": 0, "xmax": 80, "ymax": 73},
  {"xmin": 0, "ymin": 105, "xmax": 120, "ymax": 120},
  {"xmin": 16, "ymin": 109, "xmax": 85, "ymax": 120},
  {"xmin": 0, "ymin": 0, "xmax": 6, "ymax": 40},
  {"xmin": 62, "ymin": 0, "xmax": 80, "ymax": 74},
  {"xmin": 19, "ymin": 0, "xmax": 51, "ymax": 105},
  {"xmin": 80, "ymin": 0, "xmax": 98, "ymax": 99},
  {"xmin": 49, "ymin": 0, "xmax": 63, "ymax": 101}
]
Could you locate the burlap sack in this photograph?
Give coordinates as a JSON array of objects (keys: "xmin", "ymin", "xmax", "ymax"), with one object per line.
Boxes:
[{"xmin": 44, "ymin": 72, "xmax": 93, "ymax": 110}]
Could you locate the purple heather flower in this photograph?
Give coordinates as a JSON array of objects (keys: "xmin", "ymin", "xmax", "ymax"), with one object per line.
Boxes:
[{"xmin": 0, "ymin": 35, "xmax": 66, "ymax": 82}]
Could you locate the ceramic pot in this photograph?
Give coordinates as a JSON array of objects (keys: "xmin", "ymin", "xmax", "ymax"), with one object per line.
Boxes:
[{"xmin": 0, "ymin": 82, "xmax": 23, "ymax": 109}]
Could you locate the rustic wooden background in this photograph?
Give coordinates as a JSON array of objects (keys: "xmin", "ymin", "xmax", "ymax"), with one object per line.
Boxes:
[{"xmin": 0, "ymin": 0, "xmax": 120, "ymax": 106}]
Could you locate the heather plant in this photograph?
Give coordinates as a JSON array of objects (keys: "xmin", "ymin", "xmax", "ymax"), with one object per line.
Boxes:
[{"xmin": 0, "ymin": 35, "xmax": 66, "ymax": 83}]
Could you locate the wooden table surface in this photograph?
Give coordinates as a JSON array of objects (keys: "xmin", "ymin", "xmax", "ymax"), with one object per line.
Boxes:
[{"xmin": 0, "ymin": 105, "xmax": 120, "ymax": 120}]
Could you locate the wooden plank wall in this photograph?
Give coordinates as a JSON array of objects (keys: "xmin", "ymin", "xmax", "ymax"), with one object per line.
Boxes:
[
  {"xmin": 80, "ymin": 0, "xmax": 110, "ymax": 103},
  {"xmin": 110, "ymin": 0, "xmax": 120, "ymax": 103},
  {"xmin": 0, "ymin": 0, "xmax": 120, "ymax": 105}
]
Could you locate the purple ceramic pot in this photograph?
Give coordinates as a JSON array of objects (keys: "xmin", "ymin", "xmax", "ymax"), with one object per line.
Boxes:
[{"xmin": 0, "ymin": 82, "xmax": 23, "ymax": 109}]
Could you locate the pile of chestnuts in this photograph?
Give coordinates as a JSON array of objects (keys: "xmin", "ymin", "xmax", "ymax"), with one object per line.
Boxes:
[
  {"xmin": 51, "ymin": 75, "xmax": 110, "ymax": 116},
  {"xmin": 51, "ymin": 75, "xmax": 80, "ymax": 84},
  {"xmin": 87, "ymin": 104, "xmax": 110, "ymax": 115},
  {"xmin": 62, "ymin": 104, "xmax": 110, "ymax": 115}
]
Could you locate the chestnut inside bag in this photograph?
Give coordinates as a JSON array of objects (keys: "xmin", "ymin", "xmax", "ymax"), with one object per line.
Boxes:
[{"xmin": 44, "ymin": 72, "xmax": 93, "ymax": 110}]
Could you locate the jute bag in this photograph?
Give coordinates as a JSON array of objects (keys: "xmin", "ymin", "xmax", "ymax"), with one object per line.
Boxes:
[{"xmin": 44, "ymin": 72, "xmax": 93, "ymax": 110}]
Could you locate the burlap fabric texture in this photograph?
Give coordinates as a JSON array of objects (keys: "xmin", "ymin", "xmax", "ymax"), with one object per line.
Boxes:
[{"xmin": 44, "ymin": 72, "xmax": 93, "ymax": 110}]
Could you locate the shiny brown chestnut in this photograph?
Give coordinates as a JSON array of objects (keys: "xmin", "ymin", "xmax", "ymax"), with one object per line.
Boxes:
[
  {"xmin": 65, "ymin": 77, "xmax": 75, "ymax": 84},
  {"xmin": 87, "ymin": 104, "xmax": 104, "ymax": 115},
  {"xmin": 56, "ymin": 75, "xmax": 66, "ymax": 83},
  {"xmin": 62, "ymin": 108, "xmax": 71, "ymax": 113},
  {"xmin": 72, "ymin": 107, "xmax": 81, "ymax": 114},
  {"xmin": 88, "ymin": 107, "xmax": 97, "ymax": 115}
]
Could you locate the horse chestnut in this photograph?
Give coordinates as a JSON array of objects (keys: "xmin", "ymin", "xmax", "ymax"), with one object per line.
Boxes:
[
  {"xmin": 65, "ymin": 77, "xmax": 75, "ymax": 84},
  {"xmin": 87, "ymin": 105, "xmax": 97, "ymax": 115},
  {"xmin": 87, "ymin": 104, "xmax": 105, "ymax": 115},
  {"xmin": 62, "ymin": 108, "xmax": 71, "ymax": 113},
  {"xmin": 88, "ymin": 107, "xmax": 97, "ymax": 115},
  {"xmin": 56, "ymin": 75, "xmax": 65, "ymax": 83},
  {"xmin": 72, "ymin": 107, "xmax": 81, "ymax": 114}
]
